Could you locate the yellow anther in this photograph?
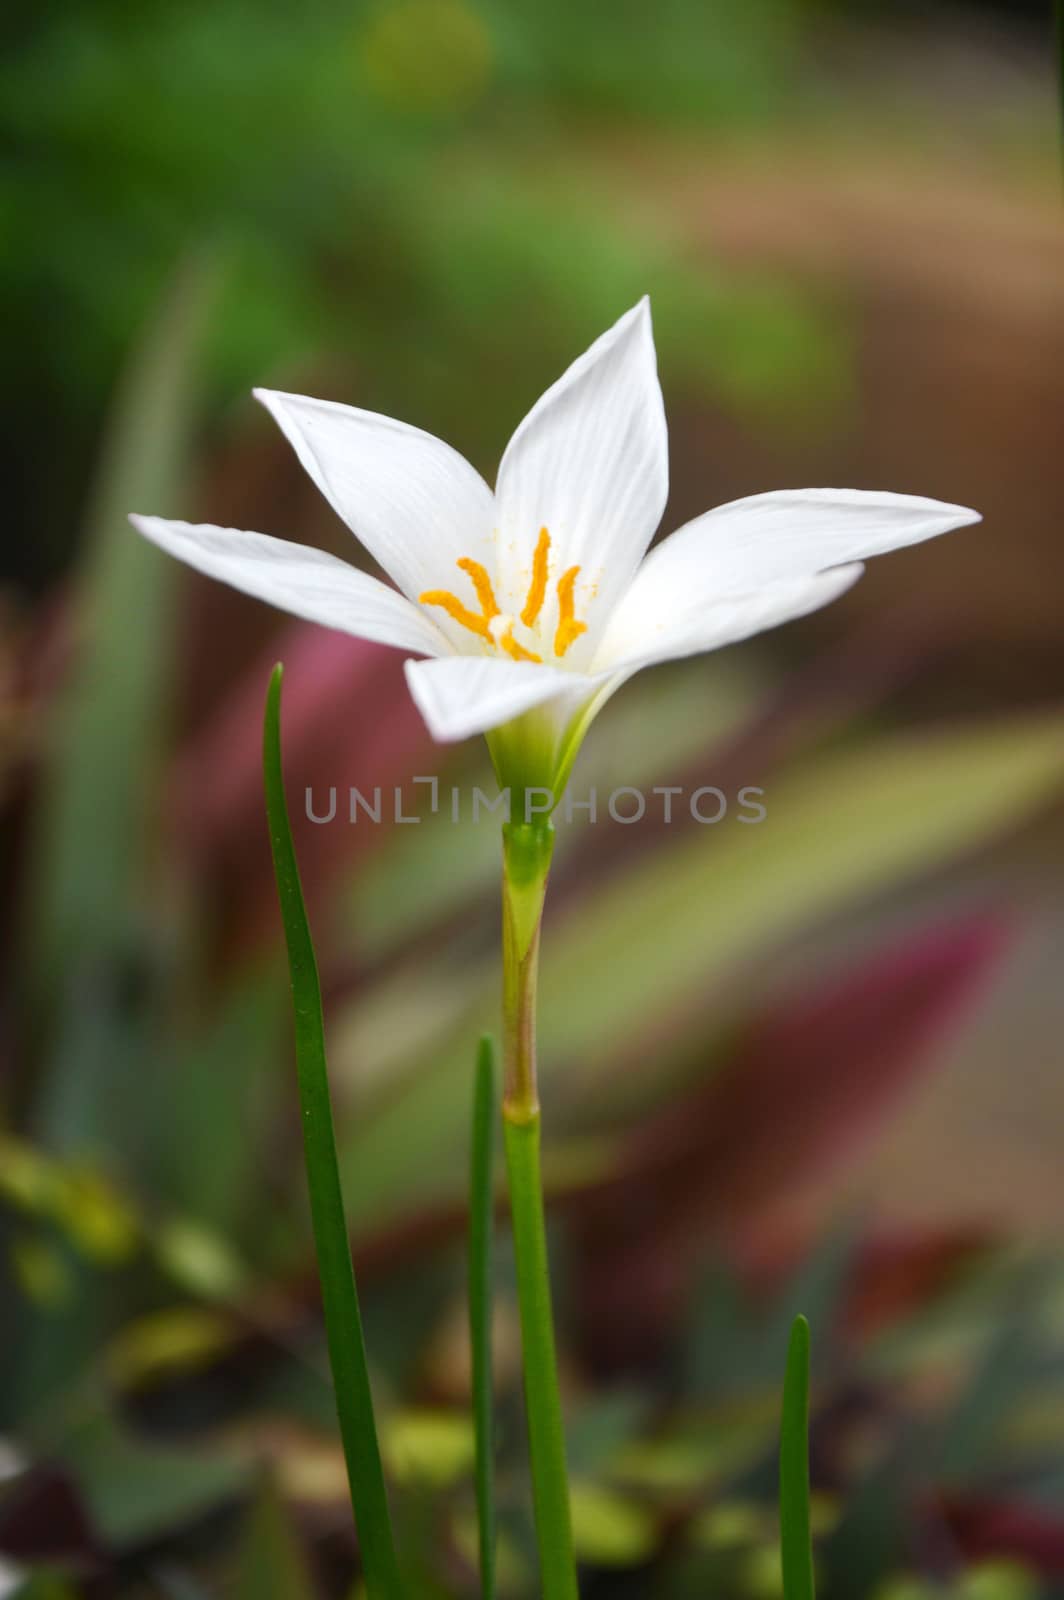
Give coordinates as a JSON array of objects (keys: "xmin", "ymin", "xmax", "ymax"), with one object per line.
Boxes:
[
  {"xmin": 553, "ymin": 565, "xmax": 588, "ymax": 658},
  {"xmin": 456, "ymin": 557, "xmax": 500, "ymax": 623},
  {"xmin": 418, "ymin": 587, "xmax": 493, "ymax": 640},
  {"xmin": 520, "ymin": 527, "xmax": 551, "ymax": 628},
  {"xmin": 491, "ymin": 615, "xmax": 542, "ymax": 664},
  {"xmin": 420, "ymin": 556, "xmax": 501, "ymax": 642},
  {"xmin": 421, "ymin": 543, "xmax": 586, "ymax": 664}
]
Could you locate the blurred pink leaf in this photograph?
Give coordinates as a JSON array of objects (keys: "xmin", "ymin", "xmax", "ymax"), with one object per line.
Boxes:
[
  {"xmin": 942, "ymin": 1496, "xmax": 1064, "ymax": 1574},
  {"xmin": 573, "ymin": 913, "xmax": 1009, "ymax": 1364},
  {"xmin": 842, "ymin": 1224, "xmax": 995, "ymax": 1336},
  {"xmin": 172, "ymin": 621, "xmax": 431, "ymax": 946}
]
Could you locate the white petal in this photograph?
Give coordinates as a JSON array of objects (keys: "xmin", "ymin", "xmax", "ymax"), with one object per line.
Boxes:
[
  {"xmin": 492, "ymin": 298, "xmax": 668, "ymax": 650},
  {"xmin": 594, "ymin": 564, "xmax": 865, "ymax": 674},
  {"xmin": 636, "ymin": 487, "xmax": 980, "ymax": 602},
  {"xmin": 131, "ymin": 516, "xmax": 451, "ymax": 657},
  {"xmin": 253, "ymin": 389, "xmax": 496, "ymax": 607},
  {"xmin": 404, "ymin": 655, "xmax": 594, "ymax": 743}
]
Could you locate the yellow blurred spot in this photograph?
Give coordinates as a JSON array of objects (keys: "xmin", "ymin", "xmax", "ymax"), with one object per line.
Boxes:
[
  {"xmin": 0, "ymin": 1135, "xmax": 56, "ymax": 1211},
  {"xmin": 570, "ymin": 1481, "xmax": 658, "ymax": 1567},
  {"xmin": 958, "ymin": 1562, "xmax": 1039, "ymax": 1600},
  {"xmin": 691, "ymin": 1499, "xmax": 766, "ymax": 1549},
  {"xmin": 0, "ymin": 1135, "xmax": 140, "ymax": 1264},
  {"xmin": 614, "ymin": 1435, "xmax": 716, "ymax": 1493},
  {"xmin": 54, "ymin": 1166, "xmax": 140, "ymax": 1264},
  {"xmin": 359, "ymin": 0, "xmax": 492, "ymax": 116},
  {"xmin": 156, "ymin": 1217, "xmax": 250, "ymax": 1301},
  {"xmin": 106, "ymin": 1306, "xmax": 237, "ymax": 1390},
  {"xmin": 384, "ymin": 1409, "xmax": 474, "ymax": 1487},
  {"xmin": 11, "ymin": 1234, "xmax": 72, "ymax": 1309},
  {"xmin": 874, "ymin": 1580, "xmax": 940, "ymax": 1600},
  {"xmin": 742, "ymin": 1543, "xmax": 785, "ymax": 1600},
  {"xmin": 809, "ymin": 1489, "xmax": 841, "ymax": 1535}
]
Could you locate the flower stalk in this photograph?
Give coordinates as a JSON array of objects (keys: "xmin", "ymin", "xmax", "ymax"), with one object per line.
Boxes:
[
  {"xmin": 500, "ymin": 821, "xmax": 578, "ymax": 1599},
  {"xmin": 501, "ymin": 821, "xmax": 553, "ymax": 1121}
]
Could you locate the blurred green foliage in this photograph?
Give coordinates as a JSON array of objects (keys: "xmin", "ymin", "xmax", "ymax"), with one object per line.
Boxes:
[
  {"xmin": 2, "ymin": 0, "xmax": 1063, "ymax": 1595},
  {"xmin": 2, "ymin": 0, "xmax": 845, "ymax": 588},
  {"xmin": 3, "ymin": 260, "xmax": 1063, "ymax": 1593}
]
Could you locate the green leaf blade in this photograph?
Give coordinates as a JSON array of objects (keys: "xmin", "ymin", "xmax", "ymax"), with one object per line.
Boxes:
[
  {"xmin": 780, "ymin": 1314, "xmax": 815, "ymax": 1600},
  {"xmin": 262, "ymin": 664, "xmax": 404, "ymax": 1600},
  {"xmin": 503, "ymin": 1114, "xmax": 579, "ymax": 1600}
]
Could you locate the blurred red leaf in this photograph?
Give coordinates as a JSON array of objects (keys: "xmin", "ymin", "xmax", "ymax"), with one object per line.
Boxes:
[
  {"xmin": 940, "ymin": 1496, "xmax": 1064, "ymax": 1573},
  {"xmin": 573, "ymin": 913, "xmax": 1009, "ymax": 1367},
  {"xmin": 172, "ymin": 620, "xmax": 432, "ymax": 953},
  {"xmin": 842, "ymin": 1224, "xmax": 995, "ymax": 1336}
]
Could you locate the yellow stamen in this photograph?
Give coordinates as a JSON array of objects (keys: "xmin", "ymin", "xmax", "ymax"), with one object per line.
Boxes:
[
  {"xmin": 553, "ymin": 565, "xmax": 588, "ymax": 658},
  {"xmin": 420, "ymin": 556, "xmax": 501, "ymax": 642},
  {"xmin": 520, "ymin": 527, "xmax": 551, "ymax": 627},
  {"xmin": 420, "ymin": 544, "xmax": 587, "ymax": 664},
  {"xmin": 418, "ymin": 588, "xmax": 493, "ymax": 640},
  {"xmin": 492, "ymin": 616, "xmax": 542, "ymax": 664},
  {"xmin": 456, "ymin": 557, "xmax": 500, "ymax": 623}
]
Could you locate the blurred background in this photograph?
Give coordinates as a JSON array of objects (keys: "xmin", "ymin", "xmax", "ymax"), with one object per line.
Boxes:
[{"xmin": 2, "ymin": 0, "xmax": 1063, "ymax": 1594}]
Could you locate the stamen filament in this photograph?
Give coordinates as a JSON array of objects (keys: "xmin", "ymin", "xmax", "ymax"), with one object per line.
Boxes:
[{"xmin": 520, "ymin": 527, "xmax": 551, "ymax": 628}]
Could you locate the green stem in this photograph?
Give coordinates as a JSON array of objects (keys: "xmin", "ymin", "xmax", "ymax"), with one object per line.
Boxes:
[
  {"xmin": 469, "ymin": 1035, "xmax": 498, "ymax": 1598},
  {"xmin": 263, "ymin": 666, "xmax": 404, "ymax": 1600},
  {"xmin": 500, "ymin": 822, "xmax": 578, "ymax": 1600}
]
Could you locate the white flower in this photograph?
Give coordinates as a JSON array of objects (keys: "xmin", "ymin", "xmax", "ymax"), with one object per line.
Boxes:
[{"xmin": 131, "ymin": 298, "xmax": 978, "ymax": 796}]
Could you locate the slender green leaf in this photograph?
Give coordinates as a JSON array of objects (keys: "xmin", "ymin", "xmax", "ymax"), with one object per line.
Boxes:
[
  {"xmin": 503, "ymin": 1115, "xmax": 578, "ymax": 1600},
  {"xmin": 12, "ymin": 257, "xmax": 219, "ymax": 1423},
  {"xmin": 780, "ymin": 1315, "xmax": 815, "ymax": 1600},
  {"xmin": 263, "ymin": 664, "xmax": 404, "ymax": 1600},
  {"xmin": 30, "ymin": 253, "xmax": 216, "ymax": 1032},
  {"xmin": 469, "ymin": 1036, "xmax": 497, "ymax": 1599}
]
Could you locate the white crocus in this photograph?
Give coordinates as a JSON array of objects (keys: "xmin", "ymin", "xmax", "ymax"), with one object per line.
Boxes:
[{"xmin": 131, "ymin": 298, "xmax": 979, "ymax": 800}]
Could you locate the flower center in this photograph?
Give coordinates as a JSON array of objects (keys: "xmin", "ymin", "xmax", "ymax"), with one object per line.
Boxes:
[{"xmin": 419, "ymin": 527, "xmax": 587, "ymax": 663}]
